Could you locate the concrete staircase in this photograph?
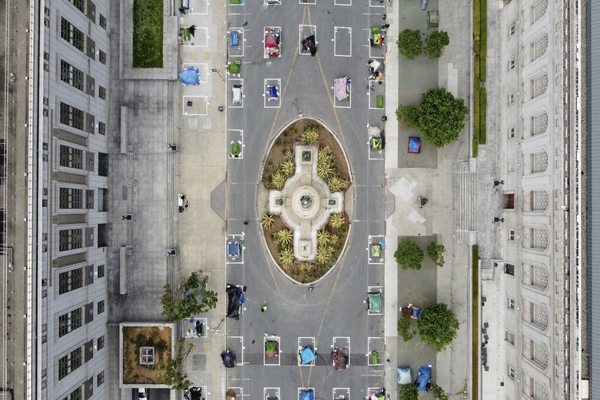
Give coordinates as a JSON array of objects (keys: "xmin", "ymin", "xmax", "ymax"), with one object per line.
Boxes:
[{"xmin": 455, "ymin": 159, "xmax": 478, "ymax": 244}]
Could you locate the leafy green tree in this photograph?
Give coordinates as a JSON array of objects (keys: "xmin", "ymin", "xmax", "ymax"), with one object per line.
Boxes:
[
  {"xmin": 427, "ymin": 242, "xmax": 446, "ymax": 267},
  {"xmin": 394, "ymin": 238, "xmax": 424, "ymax": 271},
  {"xmin": 161, "ymin": 271, "xmax": 218, "ymax": 321},
  {"xmin": 417, "ymin": 88, "xmax": 469, "ymax": 148},
  {"xmin": 395, "ymin": 105, "xmax": 419, "ymax": 129},
  {"xmin": 430, "ymin": 385, "xmax": 449, "ymax": 400},
  {"xmin": 418, "ymin": 303, "xmax": 459, "ymax": 352},
  {"xmin": 397, "ymin": 315, "xmax": 417, "ymax": 342},
  {"xmin": 424, "ymin": 31, "xmax": 450, "ymax": 59},
  {"xmin": 396, "ymin": 29, "xmax": 423, "ymax": 60},
  {"xmin": 398, "ymin": 384, "xmax": 419, "ymax": 400},
  {"xmin": 164, "ymin": 339, "xmax": 194, "ymax": 391}
]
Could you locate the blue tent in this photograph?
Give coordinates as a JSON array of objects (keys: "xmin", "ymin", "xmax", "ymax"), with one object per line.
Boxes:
[
  {"xmin": 179, "ymin": 66, "xmax": 200, "ymax": 85},
  {"xmin": 416, "ymin": 365, "xmax": 432, "ymax": 391},
  {"xmin": 231, "ymin": 31, "xmax": 239, "ymax": 47},
  {"xmin": 228, "ymin": 241, "xmax": 240, "ymax": 257},
  {"xmin": 397, "ymin": 366, "xmax": 412, "ymax": 384},
  {"xmin": 300, "ymin": 346, "xmax": 316, "ymax": 364},
  {"xmin": 300, "ymin": 390, "xmax": 314, "ymax": 400}
]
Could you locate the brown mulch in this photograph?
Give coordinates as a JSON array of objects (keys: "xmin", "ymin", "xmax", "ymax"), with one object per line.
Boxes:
[{"xmin": 122, "ymin": 326, "xmax": 172, "ymax": 385}]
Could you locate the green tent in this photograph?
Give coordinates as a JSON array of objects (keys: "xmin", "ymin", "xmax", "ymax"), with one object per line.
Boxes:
[
  {"xmin": 229, "ymin": 60, "xmax": 241, "ymax": 74},
  {"xmin": 370, "ymin": 350, "xmax": 379, "ymax": 364},
  {"xmin": 367, "ymin": 291, "xmax": 382, "ymax": 313},
  {"xmin": 230, "ymin": 142, "xmax": 241, "ymax": 157},
  {"xmin": 265, "ymin": 340, "xmax": 278, "ymax": 357}
]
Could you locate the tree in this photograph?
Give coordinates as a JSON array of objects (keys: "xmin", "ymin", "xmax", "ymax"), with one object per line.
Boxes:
[
  {"xmin": 261, "ymin": 214, "xmax": 275, "ymax": 230},
  {"xmin": 161, "ymin": 271, "xmax": 218, "ymax": 321},
  {"xmin": 394, "ymin": 238, "xmax": 424, "ymax": 270},
  {"xmin": 424, "ymin": 31, "xmax": 450, "ymax": 59},
  {"xmin": 417, "ymin": 303, "xmax": 459, "ymax": 352},
  {"xmin": 430, "ymin": 385, "xmax": 449, "ymax": 400},
  {"xmin": 395, "ymin": 105, "xmax": 419, "ymax": 129},
  {"xmin": 397, "ymin": 315, "xmax": 417, "ymax": 342},
  {"xmin": 417, "ymin": 88, "xmax": 469, "ymax": 148},
  {"xmin": 427, "ymin": 242, "xmax": 446, "ymax": 267},
  {"xmin": 398, "ymin": 384, "xmax": 419, "ymax": 400},
  {"xmin": 396, "ymin": 29, "xmax": 423, "ymax": 60},
  {"xmin": 164, "ymin": 339, "xmax": 194, "ymax": 391},
  {"xmin": 328, "ymin": 213, "xmax": 345, "ymax": 229}
]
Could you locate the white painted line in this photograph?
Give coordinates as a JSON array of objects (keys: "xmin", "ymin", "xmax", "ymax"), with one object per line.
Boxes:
[
  {"xmin": 333, "ymin": 27, "xmax": 352, "ymax": 57},
  {"xmin": 332, "ymin": 337, "xmax": 350, "ymax": 367},
  {"xmin": 182, "ymin": 27, "xmax": 209, "ymax": 47},
  {"xmin": 226, "ymin": 233, "xmax": 245, "ymax": 264},
  {"xmin": 265, "ymin": 388, "xmax": 281, "ymax": 400},
  {"xmin": 333, "ymin": 388, "xmax": 350, "ymax": 400},
  {"xmin": 368, "ymin": 0, "xmax": 384, "ymax": 7},
  {"xmin": 334, "ymin": 0, "xmax": 351, "ymax": 7},
  {"xmin": 229, "ymin": 28, "xmax": 245, "ymax": 58},
  {"xmin": 367, "ymin": 235, "xmax": 385, "ymax": 264},
  {"xmin": 182, "ymin": 96, "xmax": 208, "ymax": 116},
  {"xmin": 264, "ymin": 78, "xmax": 282, "ymax": 108},
  {"xmin": 229, "ymin": 336, "xmax": 244, "ymax": 365},
  {"xmin": 366, "ymin": 337, "xmax": 384, "ymax": 366},
  {"xmin": 299, "ymin": 25, "xmax": 317, "ymax": 56}
]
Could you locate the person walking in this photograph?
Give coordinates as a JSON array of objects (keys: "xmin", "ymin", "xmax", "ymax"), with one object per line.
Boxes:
[{"xmin": 261, "ymin": 305, "xmax": 268, "ymax": 312}]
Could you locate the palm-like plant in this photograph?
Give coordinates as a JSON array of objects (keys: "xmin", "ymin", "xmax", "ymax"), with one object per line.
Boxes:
[
  {"xmin": 261, "ymin": 214, "xmax": 275, "ymax": 230},
  {"xmin": 317, "ymin": 230, "xmax": 331, "ymax": 246},
  {"xmin": 283, "ymin": 149, "xmax": 295, "ymax": 163},
  {"xmin": 328, "ymin": 213, "xmax": 345, "ymax": 229},
  {"xmin": 300, "ymin": 128, "xmax": 319, "ymax": 145},
  {"xmin": 274, "ymin": 228, "xmax": 293, "ymax": 247},
  {"xmin": 271, "ymin": 171, "xmax": 286, "ymax": 190},
  {"xmin": 299, "ymin": 262, "xmax": 312, "ymax": 271},
  {"xmin": 315, "ymin": 245, "xmax": 332, "ymax": 265},
  {"xmin": 328, "ymin": 176, "xmax": 350, "ymax": 192},
  {"xmin": 329, "ymin": 234, "xmax": 340, "ymax": 247},
  {"xmin": 278, "ymin": 247, "xmax": 295, "ymax": 269},
  {"xmin": 280, "ymin": 160, "xmax": 295, "ymax": 178}
]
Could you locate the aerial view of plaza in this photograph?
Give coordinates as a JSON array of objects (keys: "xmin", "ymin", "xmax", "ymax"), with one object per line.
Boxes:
[{"xmin": 0, "ymin": 0, "xmax": 596, "ymax": 399}]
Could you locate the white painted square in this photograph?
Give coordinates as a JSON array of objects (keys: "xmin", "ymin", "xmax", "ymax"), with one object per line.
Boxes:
[
  {"xmin": 334, "ymin": 27, "xmax": 352, "ymax": 57},
  {"xmin": 183, "ymin": 96, "xmax": 208, "ymax": 116},
  {"xmin": 226, "ymin": 233, "xmax": 245, "ymax": 263},
  {"xmin": 264, "ymin": 335, "xmax": 281, "ymax": 365},
  {"xmin": 367, "ymin": 235, "xmax": 385, "ymax": 264},
  {"xmin": 230, "ymin": 79, "xmax": 244, "ymax": 108},
  {"xmin": 228, "ymin": 130, "xmax": 244, "ymax": 160},
  {"xmin": 299, "ymin": 25, "xmax": 317, "ymax": 56},
  {"xmin": 229, "ymin": 28, "xmax": 245, "ymax": 58},
  {"xmin": 182, "ymin": 27, "xmax": 209, "ymax": 47},
  {"xmin": 366, "ymin": 337, "xmax": 384, "ymax": 366},
  {"xmin": 227, "ymin": 336, "xmax": 244, "ymax": 365},
  {"xmin": 332, "ymin": 337, "xmax": 350, "ymax": 367},
  {"xmin": 264, "ymin": 79, "xmax": 282, "ymax": 108},
  {"xmin": 298, "ymin": 337, "xmax": 316, "ymax": 366}
]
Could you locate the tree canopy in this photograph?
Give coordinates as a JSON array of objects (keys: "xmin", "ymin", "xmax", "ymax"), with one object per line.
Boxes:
[
  {"xmin": 418, "ymin": 303, "xmax": 459, "ymax": 352},
  {"xmin": 418, "ymin": 88, "xmax": 469, "ymax": 147},
  {"xmin": 398, "ymin": 384, "xmax": 419, "ymax": 400},
  {"xmin": 394, "ymin": 238, "xmax": 424, "ymax": 271},
  {"xmin": 424, "ymin": 30, "xmax": 450, "ymax": 59},
  {"xmin": 427, "ymin": 242, "xmax": 446, "ymax": 267},
  {"xmin": 161, "ymin": 271, "xmax": 218, "ymax": 321},
  {"xmin": 396, "ymin": 29, "xmax": 423, "ymax": 60}
]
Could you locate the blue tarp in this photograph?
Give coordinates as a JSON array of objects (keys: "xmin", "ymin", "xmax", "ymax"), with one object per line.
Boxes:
[
  {"xmin": 397, "ymin": 366, "xmax": 412, "ymax": 384},
  {"xmin": 231, "ymin": 31, "xmax": 239, "ymax": 47},
  {"xmin": 179, "ymin": 66, "xmax": 200, "ymax": 85},
  {"xmin": 416, "ymin": 365, "xmax": 432, "ymax": 391},
  {"xmin": 300, "ymin": 346, "xmax": 316, "ymax": 364},
  {"xmin": 408, "ymin": 137, "xmax": 421, "ymax": 154},
  {"xmin": 300, "ymin": 390, "xmax": 314, "ymax": 400},
  {"xmin": 268, "ymin": 85, "xmax": 278, "ymax": 99},
  {"xmin": 228, "ymin": 241, "xmax": 240, "ymax": 257}
]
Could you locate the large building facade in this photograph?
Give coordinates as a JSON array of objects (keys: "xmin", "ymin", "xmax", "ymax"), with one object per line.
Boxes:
[{"xmin": 1, "ymin": 0, "xmax": 111, "ymax": 398}]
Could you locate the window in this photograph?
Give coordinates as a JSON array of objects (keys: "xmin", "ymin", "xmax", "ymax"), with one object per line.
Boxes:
[
  {"xmin": 97, "ymin": 335, "xmax": 105, "ymax": 350},
  {"xmin": 86, "ymin": 190, "xmax": 94, "ymax": 209},
  {"xmin": 505, "ymin": 263, "xmax": 515, "ymax": 275},
  {"xmin": 99, "ymin": 14, "xmax": 107, "ymax": 29},
  {"xmin": 532, "ymin": 34, "xmax": 549, "ymax": 61},
  {"xmin": 531, "ymin": 113, "xmax": 548, "ymax": 135},
  {"xmin": 68, "ymin": 0, "xmax": 85, "ymax": 12},
  {"xmin": 97, "ymin": 300, "xmax": 105, "ymax": 314},
  {"xmin": 58, "ymin": 347, "xmax": 82, "ymax": 380},
  {"xmin": 63, "ymin": 386, "xmax": 82, "ymax": 400},
  {"xmin": 59, "ymin": 103, "xmax": 85, "ymax": 130},
  {"xmin": 99, "ymin": 50, "xmax": 107, "ymax": 65},
  {"xmin": 98, "ymin": 121, "xmax": 106, "ymax": 135},
  {"xmin": 98, "ymin": 153, "xmax": 109, "ymax": 177},
  {"xmin": 508, "ymin": 58, "xmax": 515, "ymax": 71},
  {"xmin": 99, "ymin": 86, "xmax": 106, "ymax": 100},
  {"xmin": 59, "ymin": 229, "xmax": 83, "ymax": 251},
  {"xmin": 60, "ymin": 61, "xmax": 84, "ymax": 91},
  {"xmin": 508, "ymin": 229, "xmax": 515, "ymax": 241},
  {"xmin": 508, "ymin": 366, "xmax": 516, "ymax": 380},
  {"xmin": 59, "ymin": 188, "xmax": 83, "ymax": 209},
  {"xmin": 531, "ymin": 190, "xmax": 549, "ymax": 211},
  {"xmin": 508, "ymin": 127, "xmax": 515, "ymax": 138},
  {"xmin": 509, "ymin": 23, "xmax": 516, "ymax": 37},
  {"xmin": 97, "ymin": 265, "xmax": 105, "ymax": 278},
  {"xmin": 97, "ymin": 371, "xmax": 105, "ymax": 386},
  {"xmin": 60, "ymin": 18, "xmax": 85, "ymax": 51},
  {"xmin": 531, "ymin": 74, "xmax": 548, "ymax": 99},
  {"xmin": 505, "ymin": 331, "xmax": 515, "ymax": 345},
  {"xmin": 532, "ymin": 0, "xmax": 548, "ymax": 23},
  {"xmin": 532, "ymin": 227, "xmax": 549, "ymax": 250},
  {"xmin": 508, "ymin": 93, "xmax": 515, "ymax": 105},
  {"xmin": 508, "ymin": 297, "xmax": 515, "ymax": 310},
  {"xmin": 59, "ymin": 268, "xmax": 83, "ymax": 294},
  {"xmin": 532, "ymin": 151, "xmax": 549, "ymax": 173},
  {"xmin": 59, "ymin": 145, "xmax": 83, "ymax": 169},
  {"xmin": 58, "ymin": 308, "xmax": 82, "ymax": 337}
]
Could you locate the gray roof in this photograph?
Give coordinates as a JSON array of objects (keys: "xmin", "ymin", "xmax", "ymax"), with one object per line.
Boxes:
[{"xmin": 588, "ymin": 0, "xmax": 600, "ymax": 397}]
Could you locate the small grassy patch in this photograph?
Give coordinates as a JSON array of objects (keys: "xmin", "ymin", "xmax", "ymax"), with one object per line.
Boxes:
[
  {"xmin": 479, "ymin": 88, "xmax": 487, "ymax": 144},
  {"xmin": 472, "ymin": 0, "xmax": 487, "ymax": 151},
  {"xmin": 133, "ymin": 0, "xmax": 164, "ymax": 68},
  {"xmin": 472, "ymin": 139, "xmax": 478, "ymax": 158},
  {"xmin": 471, "ymin": 245, "xmax": 479, "ymax": 400}
]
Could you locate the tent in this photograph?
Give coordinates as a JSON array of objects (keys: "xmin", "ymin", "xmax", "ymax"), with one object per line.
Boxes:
[
  {"xmin": 416, "ymin": 365, "xmax": 432, "ymax": 391},
  {"xmin": 228, "ymin": 241, "xmax": 240, "ymax": 257},
  {"xmin": 189, "ymin": 386, "xmax": 202, "ymax": 400},
  {"xmin": 265, "ymin": 340, "xmax": 278, "ymax": 357},
  {"xmin": 231, "ymin": 31, "xmax": 239, "ymax": 46},
  {"xmin": 300, "ymin": 346, "xmax": 317, "ymax": 364},
  {"xmin": 179, "ymin": 66, "xmax": 200, "ymax": 86},
  {"xmin": 397, "ymin": 366, "xmax": 412, "ymax": 384},
  {"xmin": 226, "ymin": 285, "xmax": 242, "ymax": 319},
  {"xmin": 333, "ymin": 348, "xmax": 348, "ymax": 370},
  {"xmin": 367, "ymin": 291, "xmax": 382, "ymax": 314},
  {"xmin": 221, "ymin": 351, "xmax": 237, "ymax": 368},
  {"xmin": 300, "ymin": 390, "xmax": 314, "ymax": 400},
  {"xmin": 408, "ymin": 137, "xmax": 421, "ymax": 154},
  {"xmin": 334, "ymin": 77, "xmax": 350, "ymax": 101}
]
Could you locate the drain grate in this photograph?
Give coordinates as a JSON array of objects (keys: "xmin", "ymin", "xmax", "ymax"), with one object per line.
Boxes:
[{"xmin": 192, "ymin": 354, "xmax": 207, "ymax": 371}]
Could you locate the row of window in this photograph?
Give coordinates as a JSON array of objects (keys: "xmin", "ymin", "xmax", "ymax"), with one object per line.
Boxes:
[
  {"xmin": 66, "ymin": 0, "xmax": 108, "ymax": 29},
  {"xmin": 503, "ymin": 227, "xmax": 549, "ymax": 250},
  {"xmin": 60, "ymin": 370, "xmax": 104, "ymax": 400},
  {"xmin": 507, "ymin": 0, "xmax": 548, "ymax": 39},
  {"xmin": 58, "ymin": 104, "xmax": 107, "ymax": 136},
  {"xmin": 59, "ymin": 188, "xmax": 94, "ymax": 209},
  {"xmin": 59, "ymin": 145, "xmax": 109, "ymax": 176},
  {"xmin": 59, "ymin": 59, "xmax": 108, "ymax": 100},
  {"xmin": 58, "ymin": 265, "xmax": 105, "ymax": 295},
  {"xmin": 58, "ymin": 301, "xmax": 105, "ymax": 338},
  {"xmin": 57, "ymin": 335, "xmax": 105, "ymax": 383}
]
